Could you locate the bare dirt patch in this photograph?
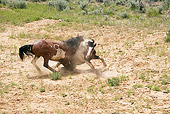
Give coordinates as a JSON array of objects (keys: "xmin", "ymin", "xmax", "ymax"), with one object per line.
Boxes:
[{"xmin": 0, "ymin": 19, "xmax": 170, "ymax": 114}]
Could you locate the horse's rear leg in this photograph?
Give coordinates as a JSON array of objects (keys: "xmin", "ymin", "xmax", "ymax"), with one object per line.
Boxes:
[
  {"xmin": 43, "ymin": 57, "xmax": 57, "ymax": 72},
  {"xmin": 31, "ymin": 56, "xmax": 42, "ymax": 74}
]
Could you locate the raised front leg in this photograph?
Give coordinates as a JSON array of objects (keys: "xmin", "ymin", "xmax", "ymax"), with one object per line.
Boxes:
[{"xmin": 98, "ymin": 57, "xmax": 107, "ymax": 67}]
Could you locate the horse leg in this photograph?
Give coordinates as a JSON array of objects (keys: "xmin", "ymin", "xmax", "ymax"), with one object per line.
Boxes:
[
  {"xmin": 85, "ymin": 60, "xmax": 99, "ymax": 77},
  {"xmin": 98, "ymin": 57, "xmax": 107, "ymax": 67},
  {"xmin": 53, "ymin": 62, "xmax": 61, "ymax": 69},
  {"xmin": 31, "ymin": 56, "xmax": 42, "ymax": 74},
  {"xmin": 43, "ymin": 57, "xmax": 57, "ymax": 72},
  {"xmin": 85, "ymin": 60, "xmax": 95, "ymax": 69}
]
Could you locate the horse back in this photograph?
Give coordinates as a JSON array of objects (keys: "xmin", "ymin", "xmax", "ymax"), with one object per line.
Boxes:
[{"xmin": 32, "ymin": 39, "xmax": 58, "ymax": 58}]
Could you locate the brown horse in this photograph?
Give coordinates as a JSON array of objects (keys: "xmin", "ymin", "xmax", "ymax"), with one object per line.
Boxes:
[{"xmin": 19, "ymin": 36, "xmax": 106, "ymax": 74}]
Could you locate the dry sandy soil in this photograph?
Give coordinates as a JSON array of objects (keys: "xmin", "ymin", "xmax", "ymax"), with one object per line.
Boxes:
[{"xmin": 0, "ymin": 19, "xmax": 170, "ymax": 114}]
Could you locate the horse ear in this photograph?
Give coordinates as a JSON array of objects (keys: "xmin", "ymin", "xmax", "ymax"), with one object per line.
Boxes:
[
  {"xmin": 92, "ymin": 39, "xmax": 94, "ymax": 43},
  {"xmin": 94, "ymin": 43, "xmax": 96, "ymax": 47}
]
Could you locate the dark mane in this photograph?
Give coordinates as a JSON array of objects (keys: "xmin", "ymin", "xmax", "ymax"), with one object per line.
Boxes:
[{"xmin": 65, "ymin": 36, "xmax": 84, "ymax": 50}]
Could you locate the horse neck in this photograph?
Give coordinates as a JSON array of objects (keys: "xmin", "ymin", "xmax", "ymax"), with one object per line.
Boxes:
[{"xmin": 77, "ymin": 41, "xmax": 88, "ymax": 53}]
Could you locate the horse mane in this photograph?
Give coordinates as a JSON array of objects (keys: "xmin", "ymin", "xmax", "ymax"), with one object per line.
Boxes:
[{"xmin": 65, "ymin": 36, "xmax": 84, "ymax": 50}]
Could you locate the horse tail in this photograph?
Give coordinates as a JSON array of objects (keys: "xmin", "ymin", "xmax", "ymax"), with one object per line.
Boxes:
[{"xmin": 19, "ymin": 45, "xmax": 34, "ymax": 61}]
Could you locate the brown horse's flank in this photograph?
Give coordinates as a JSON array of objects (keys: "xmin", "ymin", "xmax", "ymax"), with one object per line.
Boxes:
[{"xmin": 32, "ymin": 39, "xmax": 66, "ymax": 72}]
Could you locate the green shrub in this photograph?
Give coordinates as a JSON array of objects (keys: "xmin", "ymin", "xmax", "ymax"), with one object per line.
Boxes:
[
  {"xmin": 104, "ymin": 15, "xmax": 108, "ymax": 21},
  {"xmin": 0, "ymin": 0, "xmax": 8, "ymax": 5},
  {"xmin": 118, "ymin": 11, "xmax": 129, "ymax": 19},
  {"xmin": 40, "ymin": 88, "xmax": 45, "ymax": 92},
  {"xmin": 138, "ymin": 1, "xmax": 145, "ymax": 13},
  {"xmin": 164, "ymin": 30, "xmax": 170, "ymax": 42},
  {"xmin": 115, "ymin": 0, "xmax": 126, "ymax": 6},
  {"xmin": 87, "ymin": 85, "xmax": 94, "ymax": 93},
  {"xmin": 146, "ymin": 8, "xmax": 159, "ymax": 17},
  {"xmin": 152, "ymin": 85, "xmax": 161, "ymax": 91},
  {"xmin": 129, "ymin": 1, "xmax": 138, "ymax": 10},
  {"xmin": 81, "ymin": 10, "xmax": 86, "ymax": 15},
  {"xmin": 0, "ymin": 24, "xmax": 6, "ymax": 32},
  {"xmin": 49, "ymin": 72, "xmax": 61, "ymax": 80},
  {"xmin": 160, "ymin": 73, "xmax": 170, "ymax": 85},
  {"xmin": 156, "ymin": 6, "xmax": 163, "ymax": 14},
  {"xmin": 61, "ymin": 93, "xmax": 67, "ymax": 97},
  {"xmin": 26, "ymin": 0, "xmax": 47, "ymax": 2},
  {"xmin": 104, "ymin": 8, "xmax": 114, "ymax": 15},
  {"xmin": 96, "ymin": 0, "xmax": 103, "ymax": 2},
  {"xmin": 139, "ymin": 73, "xmax": 145, "ymax": 80},
  {"xmin": 78, "ymin": 0, "xmax": 88, "ymax": 11},
  {"xmin": 163, "ymin": 0, "xmax": 170, "ymax": 10},
  {"xmin": 49, "ymin": 0, "xmax": 69, "ymax": 11},
  {"xmin": 1, "ymin": 0, "xmax": 26, "ymax": 9},
  {"xmin": 146, "ymin": 84, "xmax": 153, "ymax": 90},
  {"xmin": 26, "ymin": 0, "xmax": 39, "ymax": 2},
  {"xmin": 65, "ymin": 102, "xmax": 70, "ymax": 105},
  {"xmin": 11, "ymin": 0, "xmax": 26, "ymax": 9},
  {"xmin": 161, "ymin": 79, "xmax": 168, "ymax": 85},
  {"xmin": 88, "ymin": 9, "xmax": 101, "ymax": 15},
  {"xmin": 56, "ymin": 0, "xmax": 69, "ymax": 11},
  {"xmin": 132, "ymin": 84, "xmax": 143, "ymax": 89},
  {"xmin": 107, "ymin": 77, "xmax": 120, "ymax": 86}
]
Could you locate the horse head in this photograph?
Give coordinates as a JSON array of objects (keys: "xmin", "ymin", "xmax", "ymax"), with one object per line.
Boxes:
[{"xmin": 85, "ymin": 39, "xmax": 97, "ymax": 60}]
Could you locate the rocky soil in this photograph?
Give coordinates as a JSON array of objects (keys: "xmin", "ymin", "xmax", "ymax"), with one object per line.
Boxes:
[{"xmin": 0, "ymin": 19, "xmax": 170, "ymax": 114}]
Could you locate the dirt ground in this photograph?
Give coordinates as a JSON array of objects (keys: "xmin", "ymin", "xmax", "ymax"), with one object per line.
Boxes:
[{"xmin": 0, "ymin": 19, "xmax": 170, "ymax": 114}]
